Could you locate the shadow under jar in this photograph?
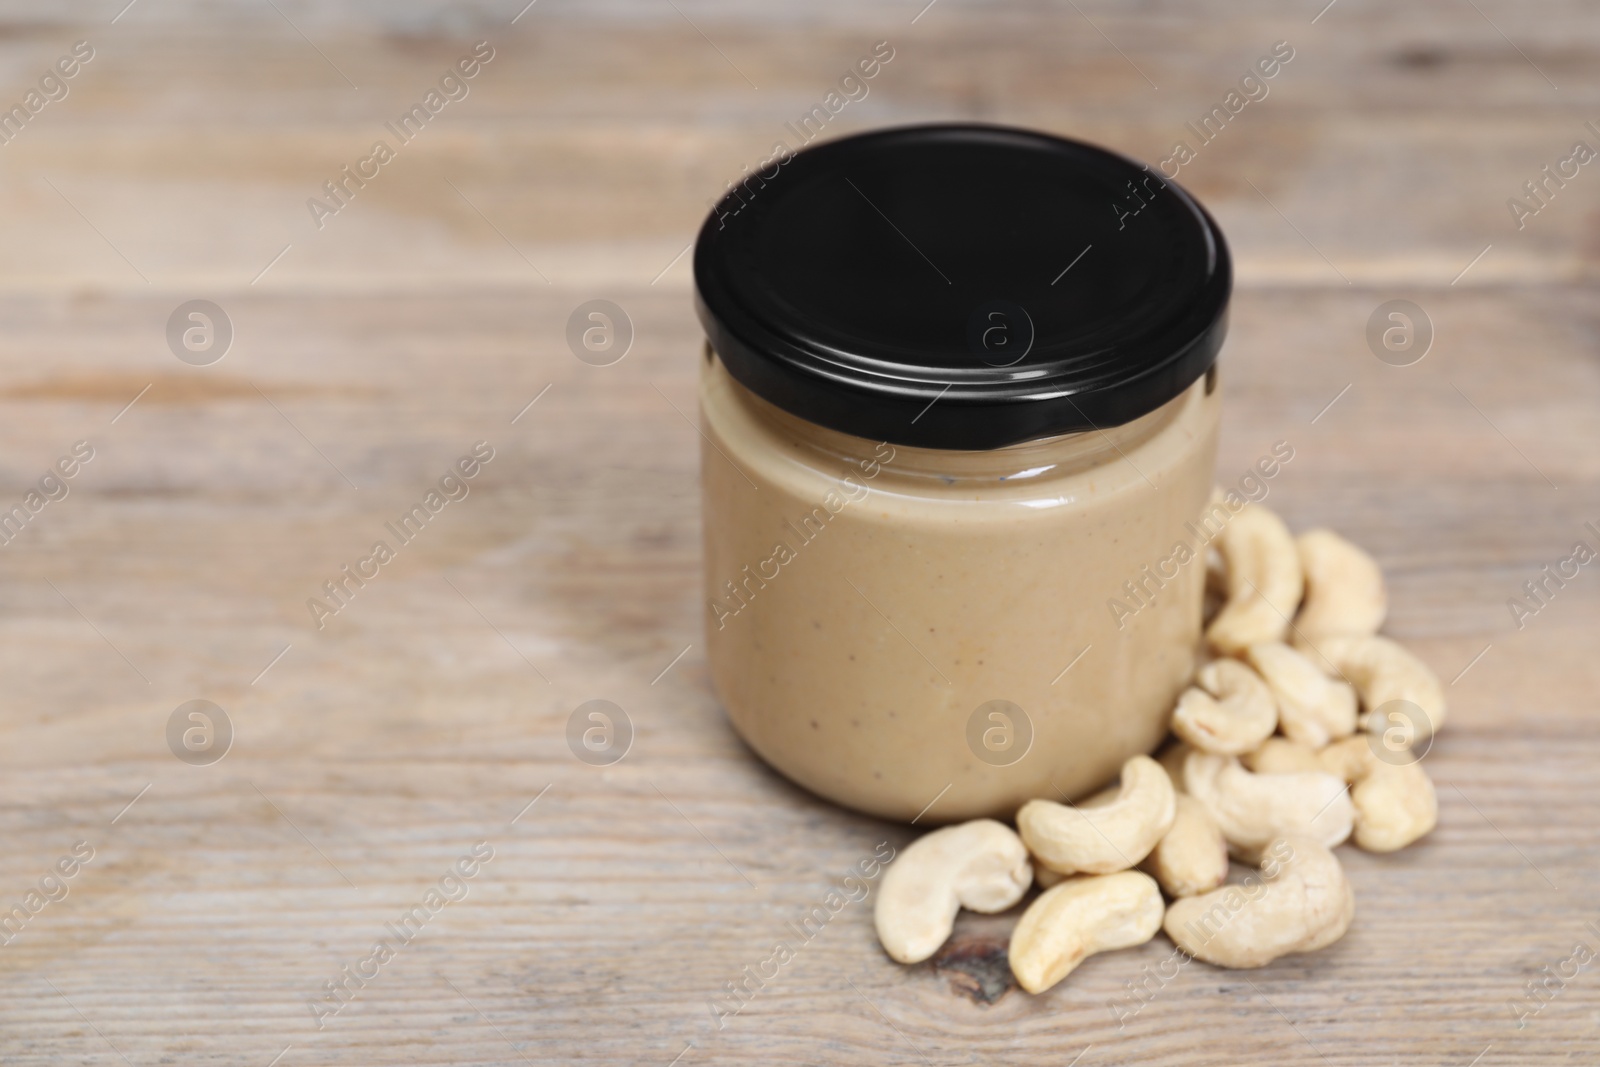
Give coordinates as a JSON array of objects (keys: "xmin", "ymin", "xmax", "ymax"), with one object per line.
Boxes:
[{"xmin": 693, "ymin": 124, "xmax": 1230, "ymax": 823}]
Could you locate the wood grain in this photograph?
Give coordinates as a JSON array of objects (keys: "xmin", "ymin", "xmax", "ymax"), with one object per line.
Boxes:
[{"xmin": 0, "ymin": 2, "xmax": 1597, "ymax": 1064}]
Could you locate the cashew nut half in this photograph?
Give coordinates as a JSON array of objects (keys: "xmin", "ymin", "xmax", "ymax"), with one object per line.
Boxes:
[
  {"xmin": 874, "ymin": 820, "xmax": 1031, "ymax": 964},
  {"xmin": 1018, "ymin": 756, "xmax": 1176, "ymax": 875},
  {"xmin": 1164, "ymin": 836, "xmax": 1354, "ymax": 968},
  {"xmin": 1139, "ymin": 794, "xmax": 1230, "ymax": 898},
  {"xmin": 1183, "ymin": 750, "xmax": 1353, "ymax": 858},
  {"xmin": 1205, "ymin": 504, "xmax": 1304, "ymax": 654},
  {"xmin": 1319, "ymin": 737, "xmax": 1438, "ymax": 852},
  {"xmin": 1246, "ymin": 642, "xmax": 1358, "ymax": 748},
  {"xmin": 1241, "ymin": 736, "xmax": 1324, "ymax": 776},
  {"xmin": 1301, "ymin": 634, "xmax": 1447, "ymax": 742},
  {"xmin": 1171, "ymin": 658, "xmax": 1278, "ymax": 755},
  {"xmin": 1295, "ymin": 529, "xmax": 1387, "ymax": 643},
  {"xmin": 1008, "ymin": 871, "xmax": 1165, "ymax": 993}
]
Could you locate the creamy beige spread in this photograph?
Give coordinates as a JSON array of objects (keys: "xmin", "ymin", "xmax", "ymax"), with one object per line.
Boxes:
[{"xmin": 701, "ymin": 353, "xmax": 1221, "ymax": 823}]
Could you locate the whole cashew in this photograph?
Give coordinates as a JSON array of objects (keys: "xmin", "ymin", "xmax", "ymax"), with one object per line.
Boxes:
[
  {"xmin": 1318, "ymin": 737, "xmax": 1438, "ymax": 852},
  {"xmin": 1172, "ymin": 658, "xmax": 1278, "ymax": 755},
  {"xmin": 1316, "ymin": 735, "xmax": 1371, "ymax": 782},
  {"xmin": 1205, "ymin": 504, "xmax": 1304, "ymax": 654},
  {"xmin": 1301, "ymin": 634, "xmax": 1446, "ymax": 742},
  {"xmin": 1139, "ymin": 794, "xmax": 1230, "ymax": 898},
  {"xmin": 873, "ymin": 820, "xmax": 1031, "ymax": 964},
  {"xmin": 1246, "ymin": 642, "xmax": 1358, "ymax": 748},
  {"xmin": 1031, "ymin": 784, "xmax": 1114, "ymax": 889},
  {"xmin": 1157, "ymin": 741, "xmax": 1192, "ymax": 793},
  {"xmin": 1241, "ymin": 736, "xmax": 1323, "ymax": 776},
  {"xmin": 1295, "ymin": 529, "xmax": 1387, "ymax": 642},
  {"xmin": 1034, "ymin": 865, "xmax": 1066, "ymax": 890},
  {"xmin": 1202, "ymin": 544, "xmax": 1227, "ymax": 627},
  {"xmin": 1164, "ymin": 836, "xmax": 1354, "ymax": 968},
  {"xmin": 1183, "ymin": 750, "xmax": 1353, "ymax": 857},
  {"xmin": 1008, "ymin": 871, "xmax": 1165, "ymax": 993},
  {"xmin": 1018, "ymin": 756, "xmax": 1176, "ymax": 875}
]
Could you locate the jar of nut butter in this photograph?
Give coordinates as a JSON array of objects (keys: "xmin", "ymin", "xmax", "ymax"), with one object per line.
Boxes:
[{"xmin": 693, "ymin": 123, "xmax": 1230, "ymax": 823}]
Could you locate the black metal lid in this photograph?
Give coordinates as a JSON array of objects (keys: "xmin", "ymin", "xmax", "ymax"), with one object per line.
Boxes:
[{"xmin": 693, "ymin": 123, "xmax": 1231, "ymax": 450}]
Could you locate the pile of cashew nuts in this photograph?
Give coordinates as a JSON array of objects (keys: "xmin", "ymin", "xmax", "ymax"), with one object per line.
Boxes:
[{"xmin": 874, "ymin": 502, "xmax": 1444, "ymax": 993}]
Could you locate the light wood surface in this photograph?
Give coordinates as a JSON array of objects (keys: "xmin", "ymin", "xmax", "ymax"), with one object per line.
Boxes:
[{"xmin": 2, "ymin": 2, "xmax": 1598, "ymax": 1064}]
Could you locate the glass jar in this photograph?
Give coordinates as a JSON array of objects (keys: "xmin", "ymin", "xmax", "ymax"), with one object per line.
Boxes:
[{"xmin": 693, "ymin": 124, "xmax": 1231, "ymax": 823}]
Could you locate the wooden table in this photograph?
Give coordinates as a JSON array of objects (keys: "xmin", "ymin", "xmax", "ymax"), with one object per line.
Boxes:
[{"xmin": 2, "ymin": 2, "xmax": 1597, "ymax": 1063}]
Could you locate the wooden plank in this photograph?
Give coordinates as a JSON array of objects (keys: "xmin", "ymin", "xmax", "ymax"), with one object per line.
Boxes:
[{"xmin": 0, "ymin": 3, "xmax": 1596, "ymax": 290}]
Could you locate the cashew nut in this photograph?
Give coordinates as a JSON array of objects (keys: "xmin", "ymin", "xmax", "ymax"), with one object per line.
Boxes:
[
  {"xmin": 1171, "ymin": 658, "xmax": 1278, "ymax": 755},
  {"xmin": 1183, "ymin": 750, "xmax": 1353, "ymax": 857},
  {"xmin": 1139, "ymin": 794, "xmax": 1229, "ymax": 898},
  {"xmin": 1318, "ymin": 737, "xmax": 1438, "ymax": 852},
  {"xmin": 1018, "ymin": 756, "xmax": 1176, "ymax": 875},
  {"xmin": 1032, "ymin": 786, "xmax": 1115, "ymax": 889},
  {"xmin": 1295, "ymin": 529, "xmax": 1387, "ymax": 642},
  {"xmin": 1034, "ymin": 865, "xmax": 1066, "ymax": 890},
  {"xmin": 1302, "ymin": 634, "xmax": 1446, "ymax": 742},
  {"xmin": 1316, "ymin": 735, "xmax": 1370, "ymax": 782},
  {"xmin": 1241, "ymin": 736, "xmax": 1323, "ymax": 776},
  {"xmin": 1017, "ymin": 790, "xmax": 1120, "ymax": 889},
  {"xmin": 1246, "ymin": 641, "xmax": 1358, "ymax": 748},
  {"xmin": 1205, "ymin": 504, "xmax": 1304, "ymax": 654},
  {"xmin": 873, "ymin": 820, "xmax": 1031, "ymax": 964},
  {"xmin": 1202, "ymin": 544, "xmax": 1227, "ymax": 627},
  {"xmin": 1163, "ymin": 836, "xmax": 1354, "ymax": 968},
  {"xmin": 1157, "ymin": 741, "xmax": 1192, "ymax": 793},
  {"xmin": 1008, "ymin": 871, "xmax": 1165, "ymax": 993}
]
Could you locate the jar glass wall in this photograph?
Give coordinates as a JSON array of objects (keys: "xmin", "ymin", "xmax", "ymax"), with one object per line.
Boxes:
[{"xmin": 700, "ymin": 352, "xmax": 1222, "ymax": 822}]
